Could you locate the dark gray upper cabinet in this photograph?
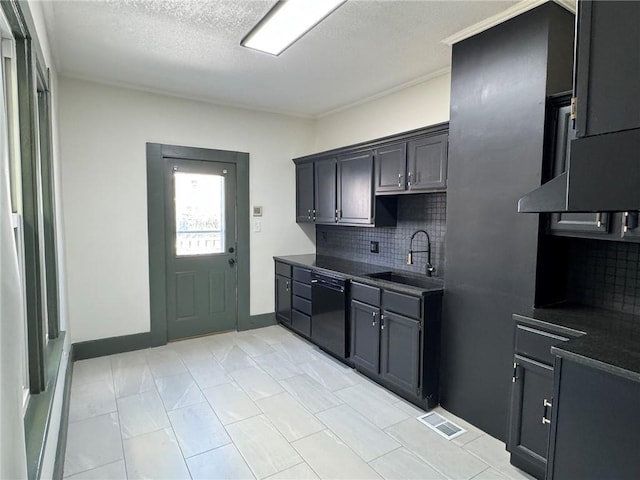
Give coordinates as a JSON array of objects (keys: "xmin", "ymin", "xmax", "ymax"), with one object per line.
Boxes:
[
  {"xmin": 546, "ymin": 97, "xmax": 609, "ymax": 236},
  {"xmin": 374, "ymin": 143, "xmax": 407, "ymax": 193},
  {"xmin": 407, "ymin": 134, "xmax": 448, "ymax": 192},
  {"xmin": 380, "ymin": 310, "xmax": 421, "ymax": 395},
  {"xmin": 295, "ymin": 162, "xmax": 315, "ymax": 223},
  {"xmin": 574, "ymin": 1, "xmax": 640, "ymax": 138},
  {"xmin": 314, "ymin": 157, "xmax": 337, "ymax": 224},
  {"xmin": 350, "ymin": 300, "xmax": 380, "ymax": 373},
  {"xmin": 293, "ymin": 125, "xmax": 448, "ymax": 227},
  {"xmin": 338, "ymin": 151, "xmax": 374, "ymax": 224},
  {"xmin": 621, "ymin": 211, "xmax": 640, "ymax": 240},
  {"xmin": 374, "ymin": 133, "xmax": 448, "ymax": 195}
]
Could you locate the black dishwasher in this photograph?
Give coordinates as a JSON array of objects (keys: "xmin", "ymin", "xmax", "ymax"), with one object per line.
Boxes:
[{"xmin": 311, "ymin": 272, "xmax": 349, "ymax": 360}]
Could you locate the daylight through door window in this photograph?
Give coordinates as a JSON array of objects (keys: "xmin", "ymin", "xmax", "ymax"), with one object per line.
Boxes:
[{"xmin": 174, "ymin": 172, "xmax": 225, "ymax": 256}]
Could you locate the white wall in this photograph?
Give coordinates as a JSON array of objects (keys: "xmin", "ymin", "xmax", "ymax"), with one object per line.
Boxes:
[
  {"xmin": 59, "ymin": 77, "xmax": 316, "ymax": 342},
  {"xmin": 314, "ymin": 73, "xmax": 451, "ymax": 151}
]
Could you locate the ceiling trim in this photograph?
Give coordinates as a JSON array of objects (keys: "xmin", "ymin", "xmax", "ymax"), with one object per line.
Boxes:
[
  {"xmin": 58, "ymin": 71, "xmax": 316, "ymax": 120},
  {"xmin": 441, "ymin": 0, "xmax": 576, "ymax": 46},
  {"xmin": 315, "ymin": 67, "xmax": 451, "ymax": 119}
]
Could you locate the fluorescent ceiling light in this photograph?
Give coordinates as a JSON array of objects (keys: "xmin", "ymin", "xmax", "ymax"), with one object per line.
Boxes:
[{"xmin": 241, "ymin": 0, "xmax": 346, "ymax": 56}]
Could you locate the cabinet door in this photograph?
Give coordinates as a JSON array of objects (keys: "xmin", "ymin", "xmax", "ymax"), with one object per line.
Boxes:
[
  {"xmin": 574, "ymin": 1, "xmax": 640, "ymax": 138},
  {"xmin": 350, "ymin": 300, "xmax": 380, "ymax": 373},
  {"xmin": 375, "ymin": 143, "xmax": 407, "ymax": 193},
  {"xmin": 407, "ymin": 134, "xmax": 448, "ymax": 192},
  {"xmin": 338, "ymin": 151, "xmax": 374, "ymax": 224},
  {"xmin": 507, "ymin": 355, "xmax": 554, "ymax": 480},
  {"xmin": 547, "ymin": 105, "xmax": 609, "ymax": 235},
  {"xmin": 275, "ymin": 275, "xmax": 291, "ymax": 325},
  {"xmin": 380, "ymin": 311, "xmax": 420, "ymax": 395},
  {"xmin": 295, "ymin": 162, "xmax": 315, "ymax": 223},
  {"xmin": 547, "ymin": 359, "xmax": 640, "ymax": 480},
  {"xmin": 314, "ymin": 158, "xmax": 337, "ymax": 224}
]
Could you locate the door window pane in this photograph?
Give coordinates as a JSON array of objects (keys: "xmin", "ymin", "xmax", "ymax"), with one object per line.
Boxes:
[{"xmin": 174, "ymin": 172, "xmax": 225, "ymax": 256}]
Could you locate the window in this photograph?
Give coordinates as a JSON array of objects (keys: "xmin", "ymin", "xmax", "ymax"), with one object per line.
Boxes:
[{"xmin": 174, "ymin": 172, "xmax": 226, "ymax": 256}]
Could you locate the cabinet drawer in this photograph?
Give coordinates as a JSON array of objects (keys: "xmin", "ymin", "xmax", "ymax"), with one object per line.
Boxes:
[
  {"xmin": 293, "ymin": 281, "xmax": 311, "ymax": 300},
  {"xmin": 275, "ymin": 261, "xmax": 292, "ymax": 278},
  {"xmin": 351, "ymin": 282, "xmax": 381, "ymax": 307},
  {"xmin": 293, "ymin": 267, "xmax": 312, "ymax": 284},
  {"xmin": 291, "ymin": 310, "xmax": 311, "ymax": 337},
  {"xmin": 383, "ymin": 290, "xmax": 421, "ymax": 319},
  {"xmin": 515, "ymin": 324, "xmax": 569, "ymax": 366},
  {"xmin": 292, "ymin": 296, "xmax": 312, "ymax": 316}
]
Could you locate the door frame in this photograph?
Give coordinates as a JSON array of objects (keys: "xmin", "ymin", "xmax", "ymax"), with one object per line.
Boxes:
[{"xmin": 146, "ymin": 143, "xmax": 250, "ymax": 347}]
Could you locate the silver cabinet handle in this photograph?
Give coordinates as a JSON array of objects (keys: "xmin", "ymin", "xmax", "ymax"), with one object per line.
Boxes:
[
  {"xmin": 397, "ymin": 173, "xmax": 403, "ymax": 188},
  {"xmin": 407, "ymin": 171, "xmax": 412, "ymax": 187},
  {"xmin": 285, "ymin": 281, "xmax": 289, "ymax": 292},
  {"xmin": 307, "ymin": 209, "xmax": 311, "ymax": 220},
  {"xmin": 372, "ymin": 311, "xmax": 377, "ymax": 327},
  {"xmin": 596, "ymin": 212, "xmax": 602, "ymax": 228},
  {"xmin": 542, "ymin": 399, "xmax": 552, "ymax": 425}
]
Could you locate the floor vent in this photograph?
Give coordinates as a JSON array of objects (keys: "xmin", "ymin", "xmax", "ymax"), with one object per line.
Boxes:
[{"xmin": 417, "ymin": 412, "xmax": 466, "ymax": 440}]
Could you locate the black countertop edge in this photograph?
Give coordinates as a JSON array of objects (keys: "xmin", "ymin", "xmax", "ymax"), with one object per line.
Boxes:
[
  {"xmin": 274, "ymin": 254, "xmax": 444, "ymax": 296},
  {"xmin": 550, "ymin": 344, "xmax": 640, "ymax": 384},
  {"xmin": 514, "ymin": 304, "xmax": 640, "ymax": 384}
]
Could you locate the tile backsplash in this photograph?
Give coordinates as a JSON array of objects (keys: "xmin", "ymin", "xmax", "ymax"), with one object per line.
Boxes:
[
  {"xmin": 567, "ymin": 238, "xmax": 640, "ymax": 314},
  {"xmin": 316, "ymin": 193, "xmax": 447, "ymax": 277}
]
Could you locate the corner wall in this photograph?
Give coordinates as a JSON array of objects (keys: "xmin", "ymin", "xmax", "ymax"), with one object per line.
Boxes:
[
  {"xmin": 314, "ymin": 73, "xmax": 451, "ymax": 151},
  {"xmin": 58, "ymin": 77, "xmax": 316, "ymax": 343}
]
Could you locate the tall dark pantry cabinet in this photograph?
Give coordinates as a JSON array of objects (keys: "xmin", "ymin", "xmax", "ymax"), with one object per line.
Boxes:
[{"xmin": 441, "ymin": 2, "xmax": 574, "ymax": 442}]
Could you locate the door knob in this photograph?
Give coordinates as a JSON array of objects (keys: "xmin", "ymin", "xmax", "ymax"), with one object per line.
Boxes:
[{"xmin": 228, "ymin": 258, "xmax": 236, "ymax": 266}]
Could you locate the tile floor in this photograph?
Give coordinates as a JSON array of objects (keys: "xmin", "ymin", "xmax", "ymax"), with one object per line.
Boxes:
[{"xmin": 63, "ymin": 325, "xmax": 533, "ymax": 480}]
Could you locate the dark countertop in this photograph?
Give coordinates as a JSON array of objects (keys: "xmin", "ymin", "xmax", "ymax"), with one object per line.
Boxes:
[
  {"xmin": 274, "ymin": 254, "xmax": 444, "ymax": 296},
  {"xmin": 514, "ymin": 304, "xmax": 640, "ymax": 383}
]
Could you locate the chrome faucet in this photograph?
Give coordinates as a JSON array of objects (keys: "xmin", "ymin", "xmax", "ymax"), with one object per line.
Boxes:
[{"xmin": 408, "ymin": 229, "xmax": 435, "ymax": 277}]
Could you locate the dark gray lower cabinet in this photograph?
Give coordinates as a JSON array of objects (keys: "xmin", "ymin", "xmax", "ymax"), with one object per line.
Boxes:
[
  {"xmin": 275, "ymin": 274, "xmax": 291, "ymax": 325},
  {"xmin": 350, "ymin": 282, "xmax": 441, "ymax": 407},
  {"xmin": 380, "ymin": 311, "xmax": 420, "ymax": 395},
  {"xmin": 508, "ymin": 322, "xmax": 571, "ymax": 479},
  {"xmin": 507, "ymin": 355, "xmax": 554, "ymax": 479},
  {"xmin": 290, "ymin": 267, "xmax": 312, "ymax": 337},
  {"xmin": 350, "ymin": 300, "xmax": 380, "ymax": 373},
  {"xmin": 547, "ymin": 358, "xmax": 640, "ymax": 479}
]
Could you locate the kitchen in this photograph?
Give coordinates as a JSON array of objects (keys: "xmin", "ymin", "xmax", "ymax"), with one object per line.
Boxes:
[{"xmin": 1, "ymin": 1, "xmax": 639, "ymax": 479}]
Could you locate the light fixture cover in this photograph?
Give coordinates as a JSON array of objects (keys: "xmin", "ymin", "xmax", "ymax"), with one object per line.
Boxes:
[{"xmin": 241, "ymin": 0, "xmax": 346, "ymax": 56}]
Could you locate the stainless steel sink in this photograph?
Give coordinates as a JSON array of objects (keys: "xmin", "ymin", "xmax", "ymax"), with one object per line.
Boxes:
[{"xmin": 365, "ymin": 271, "xmax": 443, "ymax": 290}]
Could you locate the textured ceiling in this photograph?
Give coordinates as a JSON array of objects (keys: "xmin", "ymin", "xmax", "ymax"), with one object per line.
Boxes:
[{"xmin": 42, "ymin": 0, "xmax": 519, "ymax": 117}]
